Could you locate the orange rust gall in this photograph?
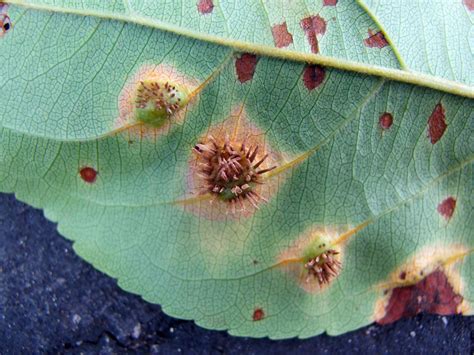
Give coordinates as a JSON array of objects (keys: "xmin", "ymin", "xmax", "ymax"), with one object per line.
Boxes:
[
  {"xmin": 277, "ymin": 227, "xmax": 346, "ymax": 293},
  {"xmin": 116, "ymin": 64, "xmax": 198, "ymax": 140},
  {"xmin": 184, "ymin": 109, "xmax": 283, "ymax": 220},
  {"xmin": 193, "ymin": 135, "xmax": 276, "ymax": 213},
  {"xmin": 79, "ymin": 167, "xmax": 97, "ymax": 184},
  {"xmin": 304, "ymin": 249, "xmax": 342, "ymax": 285}
]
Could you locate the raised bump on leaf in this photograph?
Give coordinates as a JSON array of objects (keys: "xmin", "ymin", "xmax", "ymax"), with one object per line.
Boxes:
[
  {"xmin": 373, "ymin": 244, "xmax": 470, "ymax": 323},
  {"xmin": 379, "ymin": 112, "xmax": 393, "ymax": 130},
  {"xmin": 184, "ymin": 107, "xmax": 282, "ymax": 219},
  {"xmin": 115, "ymin": 64, "xmax": 198, "ymax": 139},
  {"xmin": 252, "ymin": 308, "xmax": 265, "ymax": 321},
  {"xmin": 79, "ymin": 166, "xmax": 98, "ymax": 184},
  {"xmin": 277, "ymin": 226, "xmax": 345, "ymax": 293}
]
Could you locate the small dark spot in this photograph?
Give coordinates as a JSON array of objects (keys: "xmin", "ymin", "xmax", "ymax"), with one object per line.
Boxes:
[
  {"xmin": 253, "ymin": 260, "xmax": 258, "ymax": 265},
  {"xmin": 399, "ymin": 271, "xmax": 407, "ymax": 280},
  {"xmin": 303, "ymin": 65, "xmax": 326, "ymax": 91},
  {"xmin": 323, "ymin": 0, "xmax": 338, "ymax": 5},
  {"xmin": 0, "ymin": 13, "xmax": 11, "ymax": 36},
  {"xmin": 271, "ymin": 22, "xmax": 293, "ymax": 48},
  {"xmin": 377, "ymin": 270, "xmax": 463, "ymax": 325},
  {"xmin": 79, "ymin": 167, "xmax": 98, "ymax": 184},
  {"xmin": 437, "ymin": 197, "xmax": 456, "ymax": 220},
  {"xmin": 235, "ymin": 53, "xmax": 258, "ymax": 83},
  {"xmin": 463, "ymin": 0, "xmax": 474, "ymax": 11},
  {"xmin": 383, "ymin": 289, "xmax": 388, "ymax": 295},
  {"xmin": 379, "ymin": 112, "xmax": 393, "ymax": 130},
  {"xmin": 300, "ymin": 15, "xmax": 327, "ymax": 54},
  {"xmin": 427, "ymin": 103, "xmax": 447, "ymax": 144},
  {"xmin": 197, "ymin": 0, "xmax": 214, "ymax": 15},
  {"xmin": 364, "ymin": 30, "xmax": 388, "ymax": 48},
  {"xmin": 252, "ymin": 308, "xmax": 265, "ymax": 321}
]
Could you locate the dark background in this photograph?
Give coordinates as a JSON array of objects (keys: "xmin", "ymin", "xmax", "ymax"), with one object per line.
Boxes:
[{"xmin": 1, "ymin": 193, "xmax": 473, "ymax": 354}]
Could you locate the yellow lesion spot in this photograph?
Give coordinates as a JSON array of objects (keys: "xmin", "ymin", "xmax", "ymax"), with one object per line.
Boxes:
[
  {"xmin": 373, "ymin": 244, "xmax": 471, "ymax": 321},
  {"xmin": 114, "ymin": 64, "xmax": 199, "ymax": 140},
  {"xmin": 276, "ymin": 225, "xmax": 354, "ymax": 293}
]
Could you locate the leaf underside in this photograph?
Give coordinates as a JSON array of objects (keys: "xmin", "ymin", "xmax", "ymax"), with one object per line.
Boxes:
[{"xmin": 0, "ymin": 0, "xmax": 472, "ymax": 339}]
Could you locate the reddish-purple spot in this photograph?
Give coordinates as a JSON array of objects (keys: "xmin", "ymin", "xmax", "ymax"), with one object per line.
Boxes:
[
  {"xmin": 377, "ymin": 270, "xmax": 463, "ymax": 325},
  {"xmin": 399, "ymin": 271, "xmax": 407, "ymax": 280},
  {"xmin": 79, "ymin": 167, "xmax": 97, "ymax": 184},
  {"xmin": 463, "ymin": 0, "xmax": 474, "ymax": 11},
  {"xmin": 253, "ymin": 308, "xmax": 265, "ymax": 321},
  {"xmin": 197, "ymin": 0, "xmax": 214, "ymax": 15},
  {"xmin": 427, "ymin": 103, "xmax": 447, "ymax": 144},
  {"xmin": 323, "ymin": 0, "xmax": 338, "ymax": 5},
  {"xmin": 300, "ymin": 15, "xmax": 327, "ymax": 54},
  {"xmin": 271, "ymin": 22, "xmax": 294, "ymax": 48},
  {"xmin": 235, "ymin": 54, "xmax": 258, "ymax": 83},
  {"xmin": 303, "ymin": 65, "xmax": 326, "ymax": 91},
  {"xmin": 379, "ymin": 112, "xmax": 393, "ymax": 130},
  {"xmin": 437, "ymin": 197, "xmax": 456, "ymax": 220},
  {"xmin": 364, "ymin": 30, "xmax": 389, "ymax": 48}
]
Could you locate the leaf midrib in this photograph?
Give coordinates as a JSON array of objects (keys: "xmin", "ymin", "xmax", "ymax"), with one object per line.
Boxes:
[{"xmin": 6, "ymin": 0, "xmax": 474, "ymax": 99}]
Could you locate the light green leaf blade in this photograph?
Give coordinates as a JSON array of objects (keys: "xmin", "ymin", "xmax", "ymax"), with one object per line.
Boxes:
[{"xmin": 0, "ymin": 1, "xmax": 473, "ymax": 339}]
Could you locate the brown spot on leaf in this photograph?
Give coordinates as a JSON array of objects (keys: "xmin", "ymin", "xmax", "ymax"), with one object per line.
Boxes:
[
  {"xmin": 197, "ymin": 0, "xmax": 214, "ymax": 14},
  {"xmin": 252, "ymin": 308, "xmax": 265, "ymax": 321},
  {"xmin": 303, "ymin": 65, "xmax": 326, "ymax": 91},
  {"xmin": 300, "ymin": 15, "xmax": 327, "ymax": 53},
  {"xmin": 323, "ymin": 0, "xmax": 338, "ymax": 5},
  {"xmin": 271, "ymin": 22, "xmax": 294, "ymax": 48},
  {"xmin": 79, "ymin": 167, "xmax": 97, "ymax": 184},
  {"xmin": 377, "ymin": 270, "xmax": 463, "ymax": 325},
  {"xmin": 463, "ymin": 0, "xmax": 474, "ymax": 11},
  {"xmin": 235, "ymin": 54, "xmax": 258, "ymax": 83},
  {"xmin": 427, "ymin": 103, "xmax": 447, "ymax": 144},
  {"xmin": 379, "ymin": 112, "xmax": 393, "ymax": 130},
  {"xmin": 373, "ymin": 244, "xmax": 470, "ymax": 323},
  {"xmin": 437, "ymin": 197, "xmax": 456, "ymax": 220},
  {"xmin": 364, "ymin": 30, "xmax": 388, "ymax": 48}
]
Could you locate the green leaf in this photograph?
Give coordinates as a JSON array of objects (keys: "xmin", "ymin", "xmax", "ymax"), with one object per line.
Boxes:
[{"xmin": 0, "ymin": 0, "xmax": 473, "ymax": 339}]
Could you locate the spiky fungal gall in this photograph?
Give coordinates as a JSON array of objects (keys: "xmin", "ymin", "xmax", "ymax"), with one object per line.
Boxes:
[
  {"xmin": 193, "ymin": 135, "xmax": 276, "ymax": 212},
  {"xmin": 116, "ymin": 64, "xmax": 198, "ymax": 139},
  {"xmin": 304, "ymin": 249, "xmax": 342, "ymax": 285},
  {"xmin": 278, "ymin": 228, "xmax": 345, "ymax": 293},
  {"xmin": 134, "ymin": 80, "xmax": 189, "ymax": 127}
]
